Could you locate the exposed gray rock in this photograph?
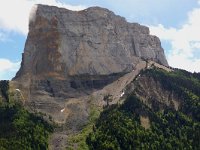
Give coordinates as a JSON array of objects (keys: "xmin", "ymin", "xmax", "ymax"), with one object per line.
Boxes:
[
  {"xmin": 15, "ymin": 4, "xmax": 168, "ymax": 80},
  {"xmin": 13, "ymin": 4, "xmax": 168, "ymax": 128}
]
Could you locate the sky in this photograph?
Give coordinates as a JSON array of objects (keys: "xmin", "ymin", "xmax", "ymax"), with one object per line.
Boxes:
[{"xmin": 0, "ymin": 0, "xmax": 200, "ymax": 80}]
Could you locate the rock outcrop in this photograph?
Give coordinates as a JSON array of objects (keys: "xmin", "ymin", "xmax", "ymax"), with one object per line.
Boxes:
[
  {"xmin": 15, "ymin": 4, "xmax": 167, "ymax": 81},
  {"xmin": 13, "ymin": 4, "xmax": 168, "ymax": 126}
]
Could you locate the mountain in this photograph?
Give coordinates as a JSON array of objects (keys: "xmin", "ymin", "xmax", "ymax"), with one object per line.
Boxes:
[
  {"xmin": 0, "ymin": 4, "xmax": 199, "ymax": 150},
  {"xmin": 12, "ymin": 4, "xmax": 168, "ymax": 127},
  {"xmin": 15, "ymin": 4, "xmax": 167, "ymax": 80}
]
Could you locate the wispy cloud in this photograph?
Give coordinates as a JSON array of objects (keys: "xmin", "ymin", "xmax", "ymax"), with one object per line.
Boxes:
[
  {"xmin": 150, "ymin": 6, "xmax": 200, "ymax": 72},
  {"xmin": 0, "ymin": 58, "xmax": 20, "ymax": 80},
  {"xmin": 0, "ymin": 0, "xmax": 86, "ymax": 35}
]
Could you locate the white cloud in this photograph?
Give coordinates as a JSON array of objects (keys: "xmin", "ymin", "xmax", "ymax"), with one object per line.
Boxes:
[
  {"xmin": 190, "ymin": 42, "xmax": 200, "ymax": 49},
  {"xmin": 0, "ymin": 0, "xmax": 86, "ymax": 35},
  {"xmin": 0, "ymin": 59, "xmax": 20, "ymax": 80},
  {"xmin": 150, "ymin": 7, "xmax": 200, "ymax": 72},
  {"xmin": 168, "ymin": 54, "xmax": 200, "ymax": 72}
]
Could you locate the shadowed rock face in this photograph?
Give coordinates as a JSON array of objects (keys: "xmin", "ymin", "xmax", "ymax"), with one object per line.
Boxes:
[
  {"xmin": 15, "ymin": 4, "xmax": 168, "ymax": 80},
  {"xmin": 13, "ymin": 4, "xmax": 168, "ymax": 126}
]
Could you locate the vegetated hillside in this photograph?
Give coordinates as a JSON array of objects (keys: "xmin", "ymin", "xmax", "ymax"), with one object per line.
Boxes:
[
  {"xmin": 1, "ymin": 67, "xmax": 200, "ymax": 150},
  {"xmin": 86, "ymin": 68, "xmax": 200, "ymax": 150},
  {"xmin": 0, "ymin": 81, "xmax": 54, "ymax": 150}
]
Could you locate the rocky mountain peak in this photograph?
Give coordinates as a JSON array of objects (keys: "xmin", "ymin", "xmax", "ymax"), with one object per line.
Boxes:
[
  {"xmin": 15, "ymin": 4, "xmax": 168, "ymax": 80},
  {"xmin": 2, "ymin": 5, "xmax": 199, "ymax": 150},
  {"xmin": 12, "ymin": 4, "xmax": 169, "ymax": 127}
]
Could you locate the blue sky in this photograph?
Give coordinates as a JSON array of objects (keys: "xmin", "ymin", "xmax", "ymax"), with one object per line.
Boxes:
[{"xmin": 0, "ymin": 0, "xmax": 200, "ymax": 80}]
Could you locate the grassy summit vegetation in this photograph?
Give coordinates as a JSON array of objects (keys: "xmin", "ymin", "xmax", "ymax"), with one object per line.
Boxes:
[
  {"xmin": 86, "ymin": 68, "xmax": 200, "ymax": 150},
  {"xmin": 0, "ymin": 81, "xmax": 53, "ymax": 150}
]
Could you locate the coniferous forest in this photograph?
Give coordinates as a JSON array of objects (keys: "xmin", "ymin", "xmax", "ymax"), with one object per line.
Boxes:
[
  {"xmin": 0, "ymin": 81, "xmax": 53, "ymax": 150},
  {"xmin": 86, "ymin": 69, "xmax": 200, "ymax": 150}
]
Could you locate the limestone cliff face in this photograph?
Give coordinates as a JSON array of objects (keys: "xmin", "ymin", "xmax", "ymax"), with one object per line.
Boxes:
[
  {"xmin": 12, "ymin": 5, "xmax": 168, "ymax": 127},
  {"xmin": 15, "ymin": 4, "xmax": 168, "ymax": 80}
]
